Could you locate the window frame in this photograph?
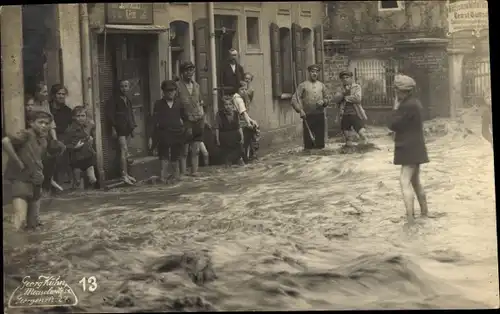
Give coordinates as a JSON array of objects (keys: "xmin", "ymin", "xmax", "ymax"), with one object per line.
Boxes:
[
  {"xmin": 244, "ymin": 10, "xmax": 262, "ymax": 53},
  {"xmin": 378, "ymin": 0, "xmax": 405, "ymax": 12}
]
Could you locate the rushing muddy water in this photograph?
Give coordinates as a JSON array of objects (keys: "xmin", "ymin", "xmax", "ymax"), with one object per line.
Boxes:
[{"xmin": 3, "ymin": 111, "xmax": 499, "ymax": 312}]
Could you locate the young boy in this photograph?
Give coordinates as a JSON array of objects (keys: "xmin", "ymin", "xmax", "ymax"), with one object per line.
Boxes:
[
  {"xmin": 233, "ymin": 82, "xmax": 258, "ymax": 163},
  {"xmin": 2, "ymin": 110, "xmax": 65, "ymax": 231},
  {"xmin": 106, "ymin": 79, "xmax": 137, "ymax": 185},
  {"xmin": 25, "ymin": 94, "xmax": 65, "ymax": 193},
  {"xmin": 63, "ymin": 106, "xmax": 97, "ymax": 189},
  {"xmin": 215, "ymin": 96, "xmax": 244, "ymax": 166},
  {"xmin": 242, "ymin": 73, "xmax": 260, "ymax": 161},
  {"xmin": 150, "ymin": 80, "xmax": 186, "ymax": 183}
]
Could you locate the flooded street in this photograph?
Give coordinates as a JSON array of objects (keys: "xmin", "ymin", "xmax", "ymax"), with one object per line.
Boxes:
[{"xmin": 3, "ymin": 111, "xmax": 498, "ymax": 312}]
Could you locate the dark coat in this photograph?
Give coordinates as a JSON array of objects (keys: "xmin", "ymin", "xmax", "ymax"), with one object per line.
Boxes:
[
  {"xmin": 388, "ymin": 96, "xmax": 429, "ymax": 165},
  {"xmin": 106, "ymin": 95, "xmax": 136, "ymax": 135},
  {"xmin": 49, "ymin": 102, "xmax": 73, "ymax": 136},
  {"xmin": 151, "ymin": 98, "xmax": 187, "ymax": 146},
  {"xmin": 220, "ymin": 62, "xmax": 245, "ymax": 95}
]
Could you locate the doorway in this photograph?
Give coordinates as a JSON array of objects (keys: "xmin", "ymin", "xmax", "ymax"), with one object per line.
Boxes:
[
  {"xmin": 214, "ymin": 15, "xmax": 238, "ymax": 95},
  {"xmin": 98, "ymin": 33, "xmax": 153, "ymax": 179}
]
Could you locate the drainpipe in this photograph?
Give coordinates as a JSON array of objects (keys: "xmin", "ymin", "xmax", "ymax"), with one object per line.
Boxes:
[
  {"xmin": 80, "ymin": 4, "xmax": 93, "ymax": 112},
  {"xmin": 167, "ymin": 28, "xmax": 172, "ymax": 80},
  {"xmin": 207, "ymin": 2, "xmax": 218, "ymax": 118}
]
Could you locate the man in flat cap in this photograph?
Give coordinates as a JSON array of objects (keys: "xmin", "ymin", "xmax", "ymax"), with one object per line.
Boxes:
[
  {"xmin": 176, "ymin": 61, "xmax": 205, "ymax": 177},
  {"xmin": 149, "ymin": 80, "xmax": 185, "ymax": 183},
  {"xmin": 337, "ymin": 70, "xmax": 369, "ymax": 147},
  {"xmin": 291, "ymin": 64, "xmax": 330, "ymax": 150},
  {"xmin": 220, "ymin": 48, "xmax": 246, "ymax": 96}
]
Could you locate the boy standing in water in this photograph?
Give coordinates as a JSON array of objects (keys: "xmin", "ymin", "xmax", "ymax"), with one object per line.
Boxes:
[
  {"xmin": 150, "ymin": 80, "xmax": 186, "ymax": 183},
  {"xmin": 63, "ymin": 106, "xmax": 97, "ymax": 189},
  {"xmin": 388, "ymin": 75, "xmax": 429, "ymax": 225},
  {"xmin": 242, "ymin": 73, "xmax": 260, "ymax": 161},
  {"xmin": 176, "ymin": 61, "xmax": 205, "ymax": 177},
  {"xmin": 215, "ymin": 96, "xmax": 244, "ymax": 166},
  {"xmin": 106, "ymin": 79, "xmax": 137, "ymax": 185},
  {"xmin": 2, "ymin": 110, "xmax": 65, "ymax": 230},
  {"xmin": 337, "ymin": 70, "xmax": 369, "ymax": 147}
]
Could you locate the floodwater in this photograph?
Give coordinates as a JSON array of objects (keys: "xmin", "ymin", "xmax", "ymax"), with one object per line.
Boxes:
[{"xmin": 3, "ymin": 109, "xmax": 499, "ymax": 312}]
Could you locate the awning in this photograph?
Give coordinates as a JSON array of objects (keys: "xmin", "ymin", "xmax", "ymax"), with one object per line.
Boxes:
[{"xmin": 93, "ymin": 24, "xmax": 168, "ymax": 34}]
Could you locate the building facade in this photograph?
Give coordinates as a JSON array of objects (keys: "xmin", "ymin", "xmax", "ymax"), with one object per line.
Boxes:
[
  {"xmin": 446, "ymin": 0, "xmax": 490, "ymax": 113},
  {"xmin": 1, "ymin": 2, "xmax": 325, "ymax": 182},
  {"xmin": 323, "ymin": 0, "xmax": 450, "ymax": 129}
]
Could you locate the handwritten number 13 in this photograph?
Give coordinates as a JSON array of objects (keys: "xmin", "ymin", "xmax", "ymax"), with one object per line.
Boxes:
[{"xmin": 79, "ymin": 276, "xmax": 98, "ymax": 292}]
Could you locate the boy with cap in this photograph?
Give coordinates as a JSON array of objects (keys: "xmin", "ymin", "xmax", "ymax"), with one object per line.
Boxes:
[
  {"xmin": 150, "ymin": 80, "xmax": 186, "ymax": 183},
  {"xmin": 2, "ymin": 110, "xmax": 66, "ymax": 231},
  {"xmin": 336, "ymin": 70, "xmax": 369, "ymax": 147},
  {"xmin": 176, "ymin": 61, "xmax": 205, "ymax": 177},
  {"xmin": 388, "ymin": 74, "xmax": 429, "ymax": 225},
  {"xmin": 292, "ymin": 64, "xmax": 329, "ymax": 150}
]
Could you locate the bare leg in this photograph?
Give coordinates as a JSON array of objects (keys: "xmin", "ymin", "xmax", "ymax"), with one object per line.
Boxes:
[
  {"xmin": 358, "ymin": 128, "xmax": 369, "ymax": 144},
  {"xmin": 72, "ymin": 168, "xmax": 82, "ymax": 189},
  {"xmin": 199, "ymin": 142, "xmax": 209, "ymax": 166},
  {"xmin": 118, "ymin": 136, "xmax": 134, "ymax": 184},
  {"xmin": 411, "ymin": 165, "xmax": 429, "ymax": 217},
  {"xmin": 170, "ymin": 160, "xmax": 181, "ymax": 183},
  {"xmin": 343, "ymin": 130, "xmax": 354, "ymax": 147},
  {"xmin": 160, "ymin": 160, "xmax": 169, "ymax": 182},
  {"xmin": 400, "ymin": 165, "xmax": 417, "ymax": 224},
  {"xmin": 180, "ymin": 143, "xmax": 189, "ymax": 175},
  {"xmin": 85, "ymin": 166, "xmax": 97, "ymax": 185},
  {"xmin": 26, "ymin": 200, "xmax": 41, "ymax": 229},
  {"xmin": 12, "ymin": 198, "xmax": 28, "ymax": 231},
  {"xmin": 190, "ymin": 142, "xmax": 200, "ymax": 176}
]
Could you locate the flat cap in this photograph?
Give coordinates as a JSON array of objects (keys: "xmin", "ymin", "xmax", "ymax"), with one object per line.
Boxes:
[
  {"xmin": 307, "ymin": 64, "xmax": 321, "ymax": 71},
  {"xmin": 179, "ymin": 61, "xmax": 195, "ymax": 72},
  {"xmin": 161, "ymin": 80, "xmax": 177, "ymax": 91},
  {"xmin": 394, "ymin": 74, "xmax": 416, "ymax": 91},
  {"xmin": 339, "ymin": 70, "xmax": 353, "ymax": 78}
]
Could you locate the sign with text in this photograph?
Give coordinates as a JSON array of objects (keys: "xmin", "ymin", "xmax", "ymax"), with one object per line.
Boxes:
[
  {"xmin": 106, "ymin": 3, "xmax": 153, "ymax": 25},
  {"xmin": 447, "ymin": 0, "xmax": 489, "ymax": 35}
]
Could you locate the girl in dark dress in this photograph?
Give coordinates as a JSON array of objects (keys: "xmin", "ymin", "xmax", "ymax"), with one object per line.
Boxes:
[
  {"xmin": 215, "ymin": 96, "xmax": 244, "ymax": 166},
  {"xmin": 388, "ymin": 75, "xmax": 429, "ymax": 225}
]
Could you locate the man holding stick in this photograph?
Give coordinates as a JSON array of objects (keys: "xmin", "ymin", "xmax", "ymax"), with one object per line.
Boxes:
[{"xmin": 291, "ymin": 64, "xmax": 329, "ymax": 150}]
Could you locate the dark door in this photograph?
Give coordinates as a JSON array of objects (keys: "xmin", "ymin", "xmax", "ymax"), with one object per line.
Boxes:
[{"xmin": 117, "ymin": 35, "xmax": 151, "ymax": 157}]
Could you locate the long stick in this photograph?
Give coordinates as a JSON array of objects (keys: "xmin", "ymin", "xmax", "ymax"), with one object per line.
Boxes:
[{"xmin": 292, "ymin": 62, "xmax": 316, "ymax": 145}]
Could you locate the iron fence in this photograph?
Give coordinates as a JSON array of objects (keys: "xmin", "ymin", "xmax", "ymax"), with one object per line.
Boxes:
[
  {"xmin": 351, "ymin": 58, "xmax": 399, "ymax": 108},
  {"xmin": 463, "ymin": 57, "xmax": 491, "ymax": 107}
]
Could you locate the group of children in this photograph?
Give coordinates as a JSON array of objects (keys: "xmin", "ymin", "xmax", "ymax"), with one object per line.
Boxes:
[
  {"xmin": 149, "ymin": 67, "xmax": 260, "ymax": 183},
  {"xmin": 3, "ymin": 90, "xmax": 97, "ymax": 231}
]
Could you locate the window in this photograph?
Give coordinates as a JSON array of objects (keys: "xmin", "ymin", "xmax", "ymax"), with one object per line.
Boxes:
[
  {"xmin": 378, "ymin": 0, "xmax": 404, "ymax": 11},
  {"xmin": 246, "ymin": 16, "xmax": 260, "ymax": 49}
]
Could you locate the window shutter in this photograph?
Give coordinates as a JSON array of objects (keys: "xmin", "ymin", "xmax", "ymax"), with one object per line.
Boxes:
[
  {"xmin": 270, "ymin": 22, "xmax": 282, "ymax": 97},
  {"xmin": 314, "ymin": 25, "xmax": 325, "ymax": 82},
  {"xmin": 292, "ymin": 23, "xmax": 304, "ymax": 89},
  {"xmin": 194, "ymin": 18, "xmax": 212, "ymax": 112}
]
